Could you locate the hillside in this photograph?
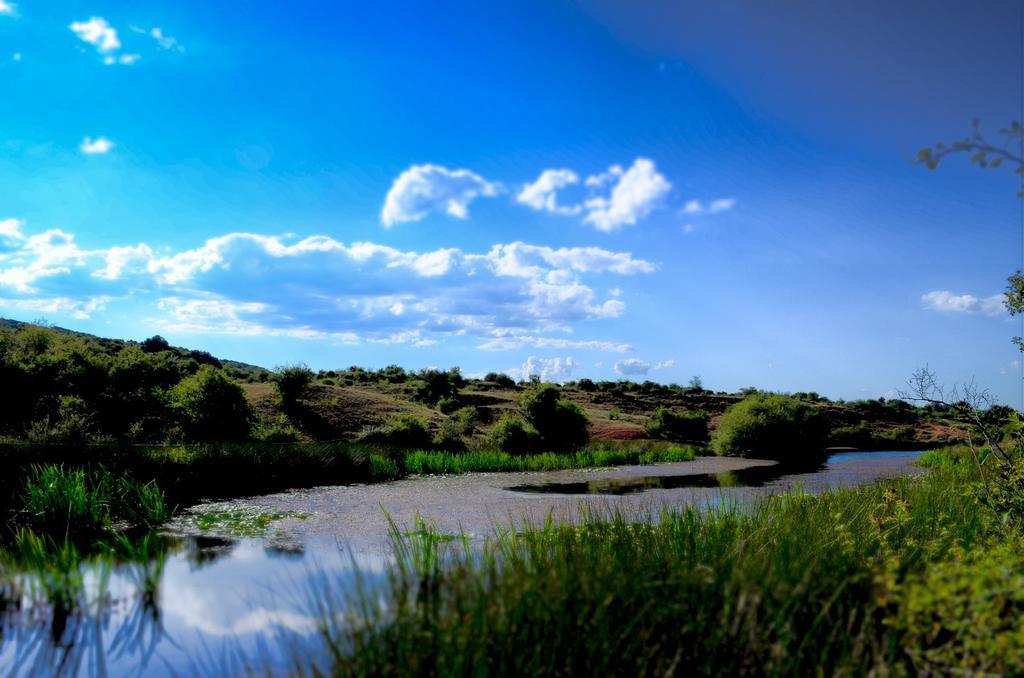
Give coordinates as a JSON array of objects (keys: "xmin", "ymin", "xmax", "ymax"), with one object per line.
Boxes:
[{"xmin": 0, "ymin": 318, "xmax": 964, "ymax": 449}]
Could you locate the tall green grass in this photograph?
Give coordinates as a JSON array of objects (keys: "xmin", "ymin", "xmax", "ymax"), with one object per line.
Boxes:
[
  {"xmin": 324, "ymin": 462, "xmax": 1009, "ymax": 675},
  {"xmin": 21, "ymin": 464, "xmax": 170, "ymax": 531},
  {"xmin": 401, "ymin": 444, "xmax": 696, "ymax": 475}
]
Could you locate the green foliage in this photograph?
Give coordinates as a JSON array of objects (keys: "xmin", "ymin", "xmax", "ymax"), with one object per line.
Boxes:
[
  {"xmin": 368, "ymin": 454, "xmax": 402, "ymax": 481},
  {"xmin": 171, "ymin": 366, "xmax": 253, "ymax": 442},
  {"xmin": 644, "ymin": 407, "xmax": 709, "ymax": 443},
  {"xmin": 357, "ymin": 415, "xmax": 434, "ymax": 450},
  {"xmin": 330, "ymin": 466, "xmax": 996, "ymax": 675},
  {"xmin": 21, "ymin": 464, "xmax": 169, "ymax": 531},
  {"xmin": 484, "ymin": 372, "xmax": 516, "ymax": 388},
  {"xmin": 520, "ymin": 384, "xmax": 590, "ymax": 451},
  {"xmin": 401, "ymin": 444, "xmax": 697, "ymax": 475},
  {"xmin": 488, "ymin": 416, "xmax": 539, "ymax": 455},
  {"xmin": 711, "ymin": 392, "xmax": 826, "ymax": 461},
  {"xmin": 414, "ymin": 368, "xmax": 465, "ymax": 404},
  {"xmin": 273, "ymin": 364, "xmax": 314, "ymax": 407},
  {"xmin": 895, "ymin": 540, "xmax": 1024, "ymax": 674}
]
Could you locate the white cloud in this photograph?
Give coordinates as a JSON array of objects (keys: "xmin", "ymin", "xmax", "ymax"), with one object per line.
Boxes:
[
  {"xmin": 614, "ymin": 358, "xmax": 651, "ymax": 376},
  {"xmin": 582, "ymin": 158, "xmax": 671, "ymax": 232},
  {"xmin": 507, "ymin": 356, "xmax": 576, "ymax": 383},
  {"xmin": 0, "ymin": 1, "xmax": 15, "ymax": 16},
  {"xmin": 921, "ymin": 290, "xmax": 1004, "ymax": 316},
  {"xmin": 150, "ymin": 27, "xmax": 183, "ymax": 52},
  {"xmin": 381, "ymin": 164, "xmax": 500, "ymax": 227},
  {"xmin": 0, "ymin": 224, "xmax": 655, "ymax": 340},
  {"xmin": 682, "ymin": 198, "xmax": 736, "ymax": 215},
  {"xmin": 80, "ymin": 136, "xmax": 114, "ymax": 154},
  {"xmin": 477, "ymin": 335, "xmax": 632, "ymax": 352},
  {"xmin": 0, "ymin": 218, "xmax": 24, "ymax": 245},
  {"xmin": 70, "ymin": 17, "xmax": 121, "ymax": 53},
  {"xmin": 0, "ymin": 296, "xmax": 110, "ymax": 320},
  {"xmin": 105, "ymin": 53, "xmax": 140, "ymax": 66},
  {"xmin": 614, "ymin": 358, "xmax": 674, "ymax": 376},
  {"xmin": 517, "ymin": 169, "xmax": 582, "ymax": 215}
]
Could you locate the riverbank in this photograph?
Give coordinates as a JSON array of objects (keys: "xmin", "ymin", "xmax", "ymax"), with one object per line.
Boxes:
[{"xmin": 169, "ymin": 450, "xmax": 924, "ymax": 550}]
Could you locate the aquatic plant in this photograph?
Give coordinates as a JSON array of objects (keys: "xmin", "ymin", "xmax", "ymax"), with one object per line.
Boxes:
[{"xmin": 323, "ymin": 461, "xmax": 1004, "ymax": 675}]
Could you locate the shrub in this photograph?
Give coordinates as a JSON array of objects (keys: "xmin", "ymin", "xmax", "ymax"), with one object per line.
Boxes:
[
  {"xmin": 140, "ymin": 335, "xmax": 170, "ymax": 353},
  {"xmin": 895, "ymin": 540, "xmax": 1024, "ymax": 674},
  {"xmin": 414, "ymin": 368, "xmax": 465, "ymax": 404},
  {"xmin": 357, "ymin": 415, "xmax": 433, "ymax": 450},
  {"xmin": 484, "ymin": 372, "xmax": 516, "ymax": 389},
  {"xmin": 577, "ymin": 378, "xmax": 596, "ymax": 392},
  {"xmin": 645, "ymin": 407, "xmax": 710, "ymax": 443},
  {"xmin": 273, "ymin": 364, "xmax": 315, "ymax": 407},
  {"xmin": 171, "ymin": 366, "xmax": 253, "ymax": 442},
  {"xmin": 711, "ymin": 392, "xmax": 826, "ymax": 462},
  {"xmin": 488, "ymin": 417, "xmax": 539, "ymax": 455},
  {"xmin": 521, "ymin": 384, "xmax": 590, "ymax": 451}
]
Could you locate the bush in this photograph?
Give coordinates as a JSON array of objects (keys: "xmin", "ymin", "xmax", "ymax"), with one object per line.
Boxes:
[
  {"xmin": 171, "ymin": 366, "xmax": 253, "ymax": 442},
  {"xmin": 140, "ymin": 335, "xmax": 170, "ymax": 353},
  {"xmin": 357, "ymin": 415, "xmax": 434, "ymax": 450},
  {"xmin": 414, "ymin": 368, "xmax": 465, "ymax": 404},
  {"xmin": 521, "ymin": 384, "xmax": 590, "ymax": 451},
  {"xmin": 895, "ymin": 540, "xmax": 1024, "ymax": 674},
  {"xmin": 488, "ymin": 417, "xmax": 539, "ymax": 455},
  {"xmin": 711, "ymin": 393, "xmax": 826, "ymax": 462},
  {"xmin": 484, "ymin": 372, "xmax": 516, "ymax": 389},
  {"xmin": 273, "ymin": 364, "xmax": 314, "ymax": 407},
  {"xmin": 645, "ymin": 407, "xmax": 710, "ymax": 443}
]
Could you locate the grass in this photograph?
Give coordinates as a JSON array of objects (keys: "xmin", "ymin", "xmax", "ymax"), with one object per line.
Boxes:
[
  {"xmin": 400, "ymin": 444, "xmax": 696, "ymax": 475},
  {"xmin": 2, "ymin": 441, "xmax": 702, "ymax": 522},
  {"xmin": 318, "ymin": 452, "xmax": 1016, "ymax": 675},
  {"xmin": 21, "ymin": 464, "xmax": 170, "ymax": 532}
]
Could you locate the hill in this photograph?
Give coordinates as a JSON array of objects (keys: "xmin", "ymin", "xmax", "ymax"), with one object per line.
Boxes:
[{"xmin": 0, "ymin": 317, "xmax": 964, "ymax": 449}]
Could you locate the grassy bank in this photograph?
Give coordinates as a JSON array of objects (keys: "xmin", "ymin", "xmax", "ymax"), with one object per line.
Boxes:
[
  {"xmin": 0, "ymin": 440, "xmax": 702, "ymax": 527},
  {"xmin": 321, "ymin": 447, "xmax": 1021, "ymax": 675}
]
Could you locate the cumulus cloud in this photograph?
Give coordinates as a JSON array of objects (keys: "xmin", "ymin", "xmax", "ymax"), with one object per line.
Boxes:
[
  {"xmin": 517, "ymin": 169, "xmax": 582, "ymax": 215},
  {"xmin": 70, "ymin": 17, "xmax": 121, "ymax": 53},
  {"xmin": 381, "ymin": 164, "xmax": 501, "ymax": 227},
  {"xmin": 80, "ymin": 137, "xmax": 114, "ymax": 154},
  {"xmin": 0, "ymin": 223, "xmax": 655, "ymax": 345},
  {"xmin": 583, "ymin": 158, "xmax": 671, "ymax": 232},
  {"xmin": 921, "ymin": 290, "xmax": 1004, "ymax": 316},
  {"xmin": 0, "ymin": 296, "xmax": 109, "ymax": 320},
  {"xmin": 0, "ymin": 218, "xmax": 24, "ymax": 248},
  {"xmin": 682, "ymin": 198, "xmax": 736, "ymax": 215},
  {"xmin": 614, "ymin": 358, "xmax": 675, "ymax": 376},
  {"xmin": 507, "ymin": 356, "xmax": 576, "ymax": 383}
]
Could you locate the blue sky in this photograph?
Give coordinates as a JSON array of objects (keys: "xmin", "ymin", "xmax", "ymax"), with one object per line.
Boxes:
[{"xmin": 0, "ymin": 0, "xmax": 1021, "ymax": 403}]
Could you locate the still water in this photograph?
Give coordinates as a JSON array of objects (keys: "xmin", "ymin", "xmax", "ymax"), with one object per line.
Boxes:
[{"xmin": 0, "ymin": 450, "xmax": 923, "ymax": 676}]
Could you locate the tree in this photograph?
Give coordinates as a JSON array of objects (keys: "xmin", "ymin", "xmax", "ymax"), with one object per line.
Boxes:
[
  {"xmin": 918, "ymin": 120, "xmax": 1024, "ymax": 349},
  {"xmin": 711, "ymin": 393, "xmax": 826, "ymax": 463},
  {"xmin": 273, "ymin": 364, "xmax": 314, "ymax": 408},
  {"xmin": 171, "ymin": 366, "xmax": 253, "ymax": 441},
  {"xmin": 140, "ymin": 335, "xmax": 170, "ymax": 353},
  {"xmin": 520, "ymin": 384, "xmax": 590, "ymax": 451}
]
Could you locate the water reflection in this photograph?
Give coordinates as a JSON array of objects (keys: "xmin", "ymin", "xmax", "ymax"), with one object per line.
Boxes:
[
  {"xmin": 0, "ymin": 450, "xmax": 922, "ymax": 675},
  {"xmin": 505, "ymin": 450, "xmax": 922, "ymax": 496},
  {"xmin": 0, "ymin": 531, "xmax": 389, "ymax": 676}
]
